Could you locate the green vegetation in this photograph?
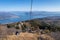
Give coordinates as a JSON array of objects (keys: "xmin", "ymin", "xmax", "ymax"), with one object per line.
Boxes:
[
  {"xmin": 6, "ymin": 19, "xmax": 60, "ymax": 33},
  {"xmin": 29, "ymin": 20, "xmax": 60, "ymax": 33},
  {"xmin": 15, "ymin": 26, "xmax": 20, "ymax": 29},
  {"xmin": 7, "ymin": 24, "xmax": 14, "ymax": 28}
]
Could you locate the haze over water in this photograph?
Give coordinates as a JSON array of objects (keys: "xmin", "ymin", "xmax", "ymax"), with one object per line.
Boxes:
[{"xmin": 0, "ymin": 0, "xmax": 60, "ymax": 24}]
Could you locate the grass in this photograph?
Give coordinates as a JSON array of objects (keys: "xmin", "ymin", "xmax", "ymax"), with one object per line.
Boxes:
[{"xmin": 0, "ymin": 32, "xmax": 55, "ymax": 40}]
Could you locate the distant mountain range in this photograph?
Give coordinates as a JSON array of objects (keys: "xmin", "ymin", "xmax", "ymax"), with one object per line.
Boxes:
[
  {"xmin": 31, "ymin": 16, "xmax": 60, "ymax": 27},
  {"xmin": 0, "ymin": 12, "xmax": 19, "ymax": 20},
  {"xmin": 0, "ymin": 11, "xmax": 60, "ymax": 24},
  {"xmin": 39, "ymin": 16, "xmax": 60, "ymax": 20}
]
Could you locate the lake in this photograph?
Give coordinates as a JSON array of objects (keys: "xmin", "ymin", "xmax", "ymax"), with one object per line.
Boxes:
[{"xmin": 0, "ymin": 12, "xmax": 60, "ymax": 24}]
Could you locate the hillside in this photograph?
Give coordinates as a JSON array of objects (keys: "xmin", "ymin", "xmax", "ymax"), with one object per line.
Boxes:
[{"xmin": 0, "ymin": 12, "xmax": 19, "ymax": 20}]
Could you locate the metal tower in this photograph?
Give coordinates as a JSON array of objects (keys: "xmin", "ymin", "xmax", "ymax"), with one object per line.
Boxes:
[{"xmin": 30, "ymin": 0, "xmax": 33, "ymax": 20}]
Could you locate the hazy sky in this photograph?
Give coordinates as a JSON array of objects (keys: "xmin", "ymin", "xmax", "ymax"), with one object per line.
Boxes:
[{"xmin": 0, "ymin": 0, "xmax": 60, "ymax": 11}]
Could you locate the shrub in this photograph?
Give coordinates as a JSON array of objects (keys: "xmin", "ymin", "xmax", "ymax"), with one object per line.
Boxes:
[{"xmin": 15, "ymin": 26, "xmax": 20, "ymax": 29}]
